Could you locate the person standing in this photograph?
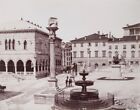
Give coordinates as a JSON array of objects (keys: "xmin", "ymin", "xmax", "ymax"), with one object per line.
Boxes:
[
  {"xmin": 69, "ymin": 78, "xmax": 72, "ymax": 87},
  {"xmin": 65, "ymin": 76, "xmax": 69, "ymax": 87}
]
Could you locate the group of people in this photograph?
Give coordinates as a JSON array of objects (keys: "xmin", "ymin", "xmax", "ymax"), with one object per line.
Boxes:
[{"xmin": 65, "ymin": 76, "xmax": 73, "ymax": 87}]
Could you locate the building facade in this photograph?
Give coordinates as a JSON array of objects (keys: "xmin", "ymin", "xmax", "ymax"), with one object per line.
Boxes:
[
  {"xmin": 0, "ymin": 19, "xmax": 62, "ymax": 79},
  {"xmin": 61, "ymin": 42, "xmax": 72, "ymax": 70},
  {"xmin": 71, "ymin": 23, "xmax": 140, "ymax": 71}
]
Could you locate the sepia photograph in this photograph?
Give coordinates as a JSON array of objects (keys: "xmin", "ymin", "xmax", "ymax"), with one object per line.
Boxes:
[{"xmin": 0, "ymin": 0, "xmax": 140, "ymax": 110}]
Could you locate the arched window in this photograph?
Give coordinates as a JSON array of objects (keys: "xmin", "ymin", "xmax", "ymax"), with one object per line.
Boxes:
[
  {"xmin": 24, "ymin": 40, "xmax": 27, "ymax": 50},
  {"xmin": 5, "ymin": 39, "xmax": 7, "ymax": 50},
  {"xmin": 9, "ymin": 39, "xmax": 11, "ymax": 50},
  {"xmin": 12, "ymin": 39, "xmax": 15, "ymax": 50}
]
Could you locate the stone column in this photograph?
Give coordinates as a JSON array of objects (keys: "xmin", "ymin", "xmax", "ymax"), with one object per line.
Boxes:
[
  {"xmin": 47, "ymin": 17, "xmax": 58, "ymax": 88},
  {"xmin": 33, "ymin": 60, "xmax": 36, "ymax": 77},
  {"xmin": 5, "ymin": 63, "xmax": 8, "ymax": 73},
  {"xmin": 24, "ymin": 63, "xmax": 26, "ymax": 75}
]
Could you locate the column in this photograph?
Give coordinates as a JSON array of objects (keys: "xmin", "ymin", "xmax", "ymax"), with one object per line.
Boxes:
[
  {"xmin": 48, "ymin": 38, "xmax": 56, "ymax": 81},
  {"xmin": 47, "ymin": 17, "xmax": 58, "ymax": 88},
  {"xmin": 33, "ymin": 60, "xmax": 36, "ymax": 77},
  {"xmin": 24, "ymin": 62, "xmax": 26, "ymax": 75},
  {"xmin": 5, "ymin": 62, "xmax": 8, "ymax": 73},
  {"xmin": 15, "ymin": 63, "xmax": 17, "ymax": 74}
]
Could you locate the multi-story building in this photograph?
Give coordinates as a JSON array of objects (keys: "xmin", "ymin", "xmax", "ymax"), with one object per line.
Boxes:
[
  {"xmin": 71, "ymin": 23, "xmax": 140, "ymax": 71},
  {"xmin": 71, "ymin": 33, "xmax": 109, "ymax": 71},
  {"xmin": 61, "ymin": 42, "xmax": 72, "ymax": 70},
  {"xmin": 0, "ymin": 19, "xmax": 62, "ymax": 79}
]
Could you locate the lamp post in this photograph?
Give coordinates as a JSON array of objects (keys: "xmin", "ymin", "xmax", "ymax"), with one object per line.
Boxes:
[{"xmin": 47, "ymin": 17, "xmax": 58, "ymax": 87}]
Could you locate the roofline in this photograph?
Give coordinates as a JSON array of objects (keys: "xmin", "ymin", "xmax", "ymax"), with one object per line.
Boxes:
[{"xmin": 0, "ymin": 28, "xmax": 49, "ymax": 36}]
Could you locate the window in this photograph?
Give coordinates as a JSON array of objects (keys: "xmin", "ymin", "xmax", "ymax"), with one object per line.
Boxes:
[
  {"xmin": 95, "ymin": 51, "xmax": 98, "ymax": 57},
  {"xmin": 123, "ymin": 51, "xmax": 126, "ymax": 58},
  {"xmin": 12, "ymin": 39, "xmax": 15, "ymax": 50},
  {"xmin": 109, "ymin": 45, "xmax": 112, "ymax": 49},
  {"xmin": 80, "ymin": 51, "xmax": 84, "ymax": 58},
  {"xmin": 131, "ymin": 51, "xmax": 135, "ymax": 58},
  {"xmin": 24, "ymin": 40, "xmax": 27, "ymax": 50},
  {"xmin": 81, "ymin": 43, "xmax": 83, "ymax": 47},
  {"xmin": 5, "ymin": 40, "xmax": 7, "ymax": 50},
  {"xmin": 9, "ymin": 39, "xmax": 11, "ymax": 50},
  {"xmin": 74, "ymin": 43, "xmax": 76, "ymax": 47},
  {"xmin": 88, "ymin": 42, "xmax": 91, "ymax": 46},
  {"xmin": 115, "ymin": 45, "xmax": 118, "ymax": 49},
  {"xmin": 73, "ymin": 51, "xmax": 77, "ymax": 58},
  {"xmin": 102, "ymin": 50, "xmax": 106, "ymax": 57},
  {"xmin": 103, "ymin": 42, "xmax": 106, "ymax": 46},
  {"xmin": 95, "ymin": 42, "xmax": 98, "ymax": 47},
  {"xmin": 108, "ymin": 51, "xmax": 112, "ymax": 58},
  {"xmin": 131, "ymin": 44, "xmax": 135, "ymax": 49},
  {"xmin": 130, "ymin": 29, "xmax": 134, "ymax": 35},
  {"xmin": 139, "ymin": 44, "xmax": 140, "ymax": 48},
  {"xmin": 123, "ymin": 45, "xmax": 126, "ymax": 49}
]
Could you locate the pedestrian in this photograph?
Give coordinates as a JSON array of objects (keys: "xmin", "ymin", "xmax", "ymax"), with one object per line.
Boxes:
[
  {"xmin": 65, "ymin": 76, "xmax": 69, "ymax": 87},
  {"xmin": 69, "ymin": 78, "xmax": 72, "ymax": 87}
]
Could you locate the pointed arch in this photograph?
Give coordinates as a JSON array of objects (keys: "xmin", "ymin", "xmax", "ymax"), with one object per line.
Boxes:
[
  {"xmin": 26, "ymin": 60, "xmax": 33, "ymax": 72},
  {"xmin": 0, "ymin": 60, "xmax": 6, "ymax": 71},
  {"xmin": 8, "ymin": 60, "xmax": 15, "ymax": 73},
  {"xmin": 17, "ymin": 60, "xmax": 24, "ymax": 71}
]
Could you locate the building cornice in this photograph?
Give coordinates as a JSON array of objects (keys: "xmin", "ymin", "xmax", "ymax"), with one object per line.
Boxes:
[{"xmin": 0, "ymin": 29, "xmax": 49, "ymax": 36}]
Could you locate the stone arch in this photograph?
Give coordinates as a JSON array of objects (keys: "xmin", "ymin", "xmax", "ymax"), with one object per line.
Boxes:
[
  {"xmin": 26, "ymin": 60, "xmax": 33, "ymax": 72},
  {"xmin": 17, "ymin": 60, "xmax": 24, "ymax": 71},
  {"xmin": 0, "ymin": 60, "xmax": 6, "ymax": 71},
  {"xmin": 8, "ymin": 60, "xmax": 15, "ymax": 73}
]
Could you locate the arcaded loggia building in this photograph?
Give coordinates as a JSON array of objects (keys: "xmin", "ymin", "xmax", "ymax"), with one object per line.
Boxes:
[{"xmin": 0, "ymin": 19, "xmax": 62, "ymax": 79}]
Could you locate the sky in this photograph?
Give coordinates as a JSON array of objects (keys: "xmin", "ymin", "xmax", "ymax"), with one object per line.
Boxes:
[{"xmin": 0, "ymin": 0, "xmax": 140, "ymax": 42}]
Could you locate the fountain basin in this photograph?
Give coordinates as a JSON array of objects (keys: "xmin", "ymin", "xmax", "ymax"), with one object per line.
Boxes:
[
  {"xmin": 55, "ymin": 91, "xmax": 114, "ymax": 110},
  {"xmin": 75, "ymin": 80, "xmax": 93, "ymax": 86},
  {"xmin": 70, "ymin": 88, "xmax": 99, "ymax": 100}
]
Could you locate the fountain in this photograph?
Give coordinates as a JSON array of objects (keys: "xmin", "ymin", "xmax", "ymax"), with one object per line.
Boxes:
[{"xmin": 54, "ymin": 70, "xmax": 116, "ymax": 110}]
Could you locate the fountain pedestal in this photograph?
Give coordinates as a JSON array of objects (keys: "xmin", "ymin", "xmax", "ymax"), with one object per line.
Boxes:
[{"xmin": 111, "ymin": 65, "xmax": 122, "ymax": 79}]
